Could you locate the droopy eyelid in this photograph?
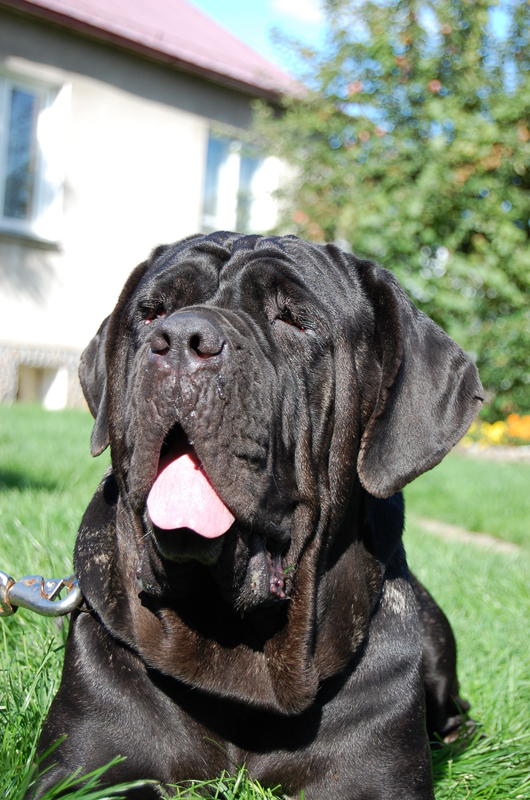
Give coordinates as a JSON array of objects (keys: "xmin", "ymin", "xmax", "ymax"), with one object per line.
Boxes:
[
  {"xmin": 275, "ymin": 306, "xmax": 307, "ymax": 332},
  {"xmin": 139, "ymin": 303, "xmax": 167, "ymax": 325}
]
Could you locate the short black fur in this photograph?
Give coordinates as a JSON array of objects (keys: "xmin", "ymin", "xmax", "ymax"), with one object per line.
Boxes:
[{"xmin": 33, "ymin": 233, "xmax": 483, "ymax": 800}]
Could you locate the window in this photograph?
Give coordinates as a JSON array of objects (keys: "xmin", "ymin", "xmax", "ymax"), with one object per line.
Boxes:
[
  {"xmin": 0, "ymin": 73, "xmax": 69, "ymax": 242},
  {"xmin": 202, "ymin": 134, "xmax": 279, "ymax": 235}
]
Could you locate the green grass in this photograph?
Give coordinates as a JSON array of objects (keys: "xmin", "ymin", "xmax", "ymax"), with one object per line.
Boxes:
[
  {"xmin": 0, "ymin": 405, "xmax": 110, "ymax": 579},
  {"xmin": 1, "ymin": 405, "xmax": 529, "ymax": 799},
  {"xmin": 406, "ymin": 523, "xmax": 530, "ymax": 799},
  {"xmin": 405, "ymin": 451, "xmax": 530, "ymax": 548}
]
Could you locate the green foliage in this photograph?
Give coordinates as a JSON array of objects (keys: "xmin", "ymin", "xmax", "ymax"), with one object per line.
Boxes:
[{"xmin": 253, "ymin": 0, "xmax": 530, "ymax": 420}]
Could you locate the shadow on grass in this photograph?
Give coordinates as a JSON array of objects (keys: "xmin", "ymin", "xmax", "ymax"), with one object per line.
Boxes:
[{"xmin": 0, "ymin": 468, "xmax": 62, "ymax": 493}]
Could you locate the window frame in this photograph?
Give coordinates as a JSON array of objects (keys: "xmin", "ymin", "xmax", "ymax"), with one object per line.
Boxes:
[
  {"xmin": 0, "ymin": 70, "xmax": 69, "ymax": 244},
  {"xmin": 201, "ymin": 132, "xmax": 279, "ymax": 235}
]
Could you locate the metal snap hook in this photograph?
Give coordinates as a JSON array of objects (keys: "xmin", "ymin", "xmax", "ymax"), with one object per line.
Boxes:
[
  {"xmin": 0, "ymin": 571, "xmax": 82, "ymax": 618},
  {"xmin": 0, "ymin": 570, "xmax": 16, "ymax": 617}
]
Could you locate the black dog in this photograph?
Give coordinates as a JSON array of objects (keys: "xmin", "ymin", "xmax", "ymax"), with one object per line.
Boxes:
[{"xmin": 35, "ymin": 233, "xmax": 483, "ymax": 799}]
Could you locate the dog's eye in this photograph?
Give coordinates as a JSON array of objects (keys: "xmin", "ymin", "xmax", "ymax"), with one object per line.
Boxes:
[
  {"xmin": 143, "ymin": 308, "xmax": 167, "ymax": 325},
  {"xmin": 275, "ymin": 308, "xmax": 306, "ymax": 332}
]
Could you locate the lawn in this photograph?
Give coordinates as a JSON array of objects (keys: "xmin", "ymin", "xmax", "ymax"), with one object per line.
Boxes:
[
  {"xmin": 405, "ymin": 451, "xmax": 530, "ymax": 548},
  {"xmin": 1, "ymin": 405, "xmax": 529, "ymax": 799}
]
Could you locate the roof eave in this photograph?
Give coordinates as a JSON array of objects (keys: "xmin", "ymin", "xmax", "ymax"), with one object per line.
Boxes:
[{"xmin": 0, "ymin": 0, "xmax": 285, "ymax": 102}]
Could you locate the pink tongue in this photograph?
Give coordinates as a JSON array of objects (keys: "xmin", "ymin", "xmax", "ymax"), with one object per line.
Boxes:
[{"xmin": 147, "ymin": 452, "xmax": 235, "ymax": 538}]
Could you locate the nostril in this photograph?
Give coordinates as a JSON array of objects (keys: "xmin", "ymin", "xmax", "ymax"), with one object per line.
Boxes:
[
  {"xmin": 189, "ymin": 334, "xmax": 201, "ymax": 355},
  {"xmin": 151, "ymin": 330, "xmax": 171, "ymax": 356},
  {"xmin": 189, "ymin": 331, "xmax": 224, "ymax": 359}
]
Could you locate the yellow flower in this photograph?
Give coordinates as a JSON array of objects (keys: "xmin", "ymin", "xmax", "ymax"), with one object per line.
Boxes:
[{"xmin": 481, "ymin": 420, "xmax": 507, "ymax": 444}]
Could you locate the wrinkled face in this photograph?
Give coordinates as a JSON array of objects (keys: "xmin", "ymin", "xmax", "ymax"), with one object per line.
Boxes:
[
  {"xmin": 84, "ymin": 232, "xmax": 482, "ymax": 623},
  {"xmin": 104, "ymin": 235, "xmax": 374, "ymax": 613}
]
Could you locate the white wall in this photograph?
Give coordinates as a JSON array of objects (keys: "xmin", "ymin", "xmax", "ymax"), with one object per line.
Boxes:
[
  {"xmin": 0, "ymin": 67, "xmax": 208, "ymax": 350},
  {"xmin": 0, "ymin": 9, "xmax": 257, "ymax": 356}
]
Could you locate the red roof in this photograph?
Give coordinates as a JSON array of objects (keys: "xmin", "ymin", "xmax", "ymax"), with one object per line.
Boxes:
[{"xmin": 3, "ymin": 0, "xmax": 294, "ymax": 98}]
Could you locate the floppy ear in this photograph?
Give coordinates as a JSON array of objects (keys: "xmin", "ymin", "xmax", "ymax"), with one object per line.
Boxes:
[
  {"xmin": 357, "ymin": 267, "xmax": 483, "ymax": 498},
  {"xmin": 78, "ymin": 255, "xmax": 156, "ymax": 458},
  {"xmin": 79, "ymin": 317, "xmax": 110, "ymax": 457}
]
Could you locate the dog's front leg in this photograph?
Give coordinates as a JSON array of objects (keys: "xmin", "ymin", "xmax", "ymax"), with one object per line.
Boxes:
[{"xmin": 32, "ymin": 611, "xmax": 226, "ymax": 799}]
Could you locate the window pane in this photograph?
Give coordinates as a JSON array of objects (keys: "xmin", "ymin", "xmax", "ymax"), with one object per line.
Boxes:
[
  {"xmin": 236, "ymin": 155, "xmax": 260, "ymax": 233},
  {"xmin": 203, "ymin": 136, "xmax": 229, "ymax": 224},
  {"xmin": 3, "ymin": 88, "xmax": 40, "ymax": 220}
]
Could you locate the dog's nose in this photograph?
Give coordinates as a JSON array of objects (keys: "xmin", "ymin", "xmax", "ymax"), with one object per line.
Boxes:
[{"xmin": 150, "ymin": 312, "xmax": 226, "ymax": 363}]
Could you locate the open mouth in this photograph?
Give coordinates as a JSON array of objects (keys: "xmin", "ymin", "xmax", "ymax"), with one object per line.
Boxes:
[
  {"xmin": 144, "ymin": 424, "xmax": 287, "ymax": 605},
  {"xmin": 147, "ymin": 424, "xmax": 235, "ymax": 539}
]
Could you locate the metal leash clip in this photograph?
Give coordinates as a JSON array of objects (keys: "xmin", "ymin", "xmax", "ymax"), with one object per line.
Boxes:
[{"xmin": 0, "ymin": 570, "xmax": 82, "ymax": 618}]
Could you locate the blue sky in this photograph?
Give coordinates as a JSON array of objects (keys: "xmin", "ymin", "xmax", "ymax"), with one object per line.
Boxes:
[
  {"xmin": 189, "ymin": 1, "xmax": 513, "ymax": 79},
  {"xmin": 190, "ymin": 0, "xmax": 324, "ymax": 73}
]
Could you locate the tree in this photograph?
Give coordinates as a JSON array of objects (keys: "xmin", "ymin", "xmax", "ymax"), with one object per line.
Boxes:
[{"xmin": 253, "ymin": 0, "xmax": 530, "ymax": 420}]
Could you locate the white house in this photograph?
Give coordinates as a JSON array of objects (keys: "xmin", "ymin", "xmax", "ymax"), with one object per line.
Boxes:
[{"xmin": 0, "ymin": 0, "xmax": 289, "ymax": 408}]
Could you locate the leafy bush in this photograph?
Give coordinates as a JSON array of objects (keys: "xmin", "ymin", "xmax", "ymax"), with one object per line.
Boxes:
[{"xmin": 253, "ymin": 0, "xmax": 530, "ymax": 420}]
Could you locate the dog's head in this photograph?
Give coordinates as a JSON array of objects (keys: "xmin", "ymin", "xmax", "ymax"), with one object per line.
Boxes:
[{"xmin": 81, "ymin": 232, "xmax": 482, "ymax": 610}]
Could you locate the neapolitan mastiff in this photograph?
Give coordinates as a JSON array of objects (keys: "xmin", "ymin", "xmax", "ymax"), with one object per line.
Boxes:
[{"xmin": 35, "ymin": 232, "xmax": 483, "ymax": 799}]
